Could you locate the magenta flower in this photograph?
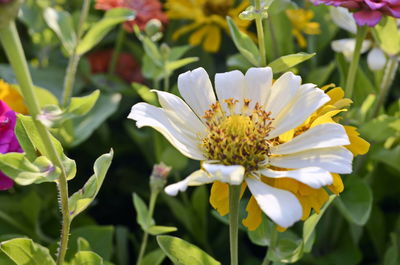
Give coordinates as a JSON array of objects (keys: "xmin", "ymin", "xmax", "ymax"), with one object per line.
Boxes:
[
  {"xmin": 312, "ymin": 0, "xmax": 400, "ymax": 26},
  {"xmin": 0, "ymin": 100, "xmax": 22, "ymax": 190}
]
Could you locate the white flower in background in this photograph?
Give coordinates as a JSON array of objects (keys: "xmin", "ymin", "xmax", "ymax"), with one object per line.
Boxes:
[
  {"xmin": 330, "ymin": 7, "xmax": 387, "ymax": 71},
  {"xmin": 128, "ymin": 67, "xmax": 353, "ymax": 228}
]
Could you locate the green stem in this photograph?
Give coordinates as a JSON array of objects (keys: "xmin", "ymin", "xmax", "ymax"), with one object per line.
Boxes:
[
  {"xmin": 255, "ymin": 0, "xmax": 267, "ymax": 66},
  {"xmin": 61, "ymin": 0, "xmax": 90, "ymax": 107},
  {"xmin": 163, "ymin": 71, "xmax": 170, "ymax": 92},
  {"xmin": 229, "ymin": 185, "xmax": 241, "ymax": 265},
  {"xmin": 109, "ymin": 25, "xmax": 126, "ymax": 75},
  {"xmin": 0, "ymin": 21, "xmax": 70, "ymax": 265},
  {"xmin": 261, "ymin": 250, "xmax": 270, "ymax": 265},
  {"xmin": 345, "ymin": 25, "xmax": 368, "ymax": 98},
  {"xmin": 371, "ymin": 56, "xmax": 399, "ymax": 118},
  {"xmin": 136, "ymin": 191, "xmax": 158, "ymax": 265},
  {"xmin": 267, "ymin": 18, "xmax": 278, "ymax": 60}
]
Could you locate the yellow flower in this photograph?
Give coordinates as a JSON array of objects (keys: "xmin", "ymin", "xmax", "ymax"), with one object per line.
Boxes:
[
  {"xmin": 0, "ymin": 79, "xmax": 28, "ymax": 114},
  {"xmin": 286, "ymin": 9, "xmax": 320, "ymax": 48},
  {"xmin": 165, "ymin": 0, "xmax": 251, "ymax": 52}
]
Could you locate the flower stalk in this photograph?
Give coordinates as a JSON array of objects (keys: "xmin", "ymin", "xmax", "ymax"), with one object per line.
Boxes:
[
  {"xmin": 109, "ymin": 25, "xmax": 126, "ymax": 75},
  {"xmin": 62, "ymin": 0, "xmax": 90, "ymax": 107},
  {"xmin": 345, "ymin": 25, "xmax": 368, "ymax": 98},
  {"xmin": 371, "ymin": 56, "xmax": 399, "ymax": 118},
  {"xmin": 229, "ymin": 185, "xmax": 241, "ymax": 265},
  {"xmin": 255, "ymin": 0, "xmax": 267, "ymax": 66},
  {"xmin": 0, "ymin": 21, "xmax": 70, "ymax": 265}
]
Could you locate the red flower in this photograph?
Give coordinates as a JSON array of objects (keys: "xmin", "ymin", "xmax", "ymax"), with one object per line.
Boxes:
[
  {"xmin": 95, "ymin": 0, "xmax": 167, "ymax": 31},
  {"xmin": 87, "ymin": 49, "xmax": 144, "ymax": 83}
]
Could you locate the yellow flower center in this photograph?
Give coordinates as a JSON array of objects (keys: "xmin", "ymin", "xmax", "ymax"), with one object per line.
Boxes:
[
  {"xmin": 203, "ymin": 0, "xmax": 231, "ymax": 16},
  {"xmin": 201, "ymin": 99, "xmax": 273, "ymax": 172}
]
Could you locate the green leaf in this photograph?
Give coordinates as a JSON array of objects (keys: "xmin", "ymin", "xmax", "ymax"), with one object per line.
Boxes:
[
  {"xmin": 70, "ymin": 251, "xmax": 103, "ymax": 265},
  {"xmin": 142, "ymin": 37, "xmax": 162, "ymax": 66},
  {"xmin": 335, "ymin": 175, "xmax": 373, "ymax": 226},
  {"xmin": 157, "ymin": 236, "xmax": 221, "ymax": 265},
  {"xmin": 165, "ymin": 57, "xmax": 199, "ymax": 72},
  {"xmin": 227, "ymin": 53, "xmax": 253, "ymax": 72},
  {"xmin": 16, "ymin": 115, "xmax": 77, "ymax": 180},
  {"xmin": 268, "ymin": 53, "xmax": 316, "ymax": 73},
  {"xmin": 77, "ymin": 8, "xmax": 135, "ymax": 55},
  {"xmin": 140, "ymin": 249, "xmax": 165, "ymax": 265},
  {"xmin": 0, "ymin": 238, "xmax": 55, "ymax": 265},
  {"xmin": 374, "ymin": 17, "xmax": 400, "ymax": 56},
  {"xmin": 373, "ymin": 145, "xmax": 400, "ymax": 172},
  {"xmin": 132, "ymin": 193, "xmax": 154, "ymax": 230},
  {"xmin": 227, "ymin": 16, "xmax": 260, "ymax": 66},
  {"xmin": 303, "ymin": 195, "xmax": 336, "ymax": 252},
  {"xmin": 267, "ymin": 231, "xmax": 304, "ymax": 263},
  {"xmin": 43, "ymin": 7, "xmax": 77, "ymax": 55},
  {"xmin": 132, "ymin": 83, "xmax": 158, "ymax": 106},
  {"xmin": 147, "ymin": 225, "xmax": 177, "ymax": 236},
  {"xmin": 383, "ymin": 233, "xmax": 399, "ymax": 265},
  {"xmin": 77, "ymin": 237, "xmax": 91, "ymax": 252},
  {"xmin": 0, "ymin": 153, "xmax": 60, "ymax": 185},
  {"xmin": 66, "ymin": 225, "xmax": 114, "ymax": 262},
  {"xmin": 248, "ymin": 215, "xmax": 275, "ymax": 247},
  {"xmin": 67, "ymin": 90, "xmax": 100, "ymax": 117},
  {"xmin": 359, "ymin": 115, "xmax": 400, "ymax": 142},
  {"xmin": 69, "ymin": 150, "xmax": 114, "ymax": 219},
  {"xmin": 169, "ymin": 45, "xmax": 192, "ymax": 61}
]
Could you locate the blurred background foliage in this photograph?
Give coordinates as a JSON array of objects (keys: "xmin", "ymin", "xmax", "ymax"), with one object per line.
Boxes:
[{"xmin": 0, "ymin": 0, "xmax": 399, "ymax": 264}]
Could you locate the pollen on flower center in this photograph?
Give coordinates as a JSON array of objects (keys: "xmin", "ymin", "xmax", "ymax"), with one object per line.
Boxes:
[{"xmin": 201, "ymin": 98, "xmax": 274, "ymax": 172}]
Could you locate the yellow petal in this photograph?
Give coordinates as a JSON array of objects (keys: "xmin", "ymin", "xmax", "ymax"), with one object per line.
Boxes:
[
  {"xmin": 203, "ymin": 25, "xmax": 221, "ymax": 52},
  {"xmin": 210, "ymin": 181, "xmax": 229, "ymax": 216},
  {"xmin": 303, "ymin": 22, "xmax": 321, "ymax": 35},
  {"xmin": 328, "ymin": 173, "xmax": 344, "ymax": 194},
  {"xmin": 311, "ymin": 109, "xmax": 345, "ymax": 127},
  {"xmin": 279, "ymin": 129, "xmax": 295, "ymax": 143},
  {"xmin": 0, "ymin": 79, "xmax": 28, "ymax": 114},
  {"xmin": 344, "ymin": 126, "xmax": 370, "ymax": 156},
  {"xmin": 242, "ymin": 196, "xmax": 262, "ymax": 231},
  {"xmin": 292, "ymin": 29, "xmax": 307, "ymax": 48},
  {"xmin": 326, "ymin": 87, "xmax": 345, "ymax": 105}
]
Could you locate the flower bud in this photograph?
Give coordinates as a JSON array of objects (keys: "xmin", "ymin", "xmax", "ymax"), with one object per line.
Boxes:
[
  {"xmin": 150, "ymin": 162, "xmax": 171, "ymax": 194},
  {"xmin": 145, "ymin": 19, "xmax": 162, "ymax": 37},
  {"xmin": 0, "ymin": 0, "xmax": 23, "ymax": 29}
]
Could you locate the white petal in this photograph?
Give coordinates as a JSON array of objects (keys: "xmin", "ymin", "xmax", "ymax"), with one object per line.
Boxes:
[
  {"xmin": 153, "ymin": 90, "xmax": 207, "ymax": 138},
  {"xmin": 367, "ymin": 48, "xmax": 387, "ymax": 71},
  {"xmin": 330, "ymin": 7, "xmax": 357, "ymax": 34},
  {"xmin": 246, "ymin": 178, "xmax": 302, "ymax": 228},
  {"xmin": 267, "ymin": 84, "xmax": 330, "ymax": 139},
  {"xmin": 244, "ymin": 67, "xmax": 273, "ymax": 108},
  {"xmin": 265, "ymin": 72, "xmax": 301, "ymax": 119},
  {"xmin": 128, "ymin": 103, "xmax": 205, "ymax": 160},
  {"xmin": 271, "ymin": 123, "xmax": 350, "ymax": 155},
  {"xmin": 260, "ymin": 167, "xmax": 333, "ymax": 189},
  {"xmin": 331, "ymin": 39, "xmax": 371, "ymax": 61},
  {"xmin": 178, "ymin": 67, "xmax": 216, "ymax": 119},
  {"xmin": 203, "ymin": 163, "xmax": 245, "ymax": 185},
  {"xmin": 269, "ymin": 146, "xmax": 353, "ymax": 174},
  {"xmin": 164, "ymin": 164, "xmax": 245, "ymax": 196},
  {"xmin": 215, "ymin": 70, "xmax": 246, "ymax": 114}
]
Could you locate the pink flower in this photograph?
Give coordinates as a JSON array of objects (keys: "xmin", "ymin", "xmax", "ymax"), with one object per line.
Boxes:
[
  {"xmin": 312, "ymin": 0, "xmax": 400, "ymax": 26},
  {"xmin": 95, "ymin": 0, "xmax": 167, "ymax": 31},
  {"xmin": 0, "ymin": 100, "xmax": 22, "ymax": 190}
]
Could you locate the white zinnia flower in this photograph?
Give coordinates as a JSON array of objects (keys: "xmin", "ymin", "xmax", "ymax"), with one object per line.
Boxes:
[
  {"xmin": 330, "ymin": 7, "xmax": 387, "ymax": 71},
  {"xmin": 128, "ymin": 67, "xmax": 353, "ymax": 228}
]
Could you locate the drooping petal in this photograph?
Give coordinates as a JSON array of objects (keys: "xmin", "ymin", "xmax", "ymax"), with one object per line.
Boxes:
[
  {"xmin": 242, "ymin": 196, "xmax": 262, "ymax": 230},
  {"xmin": 330, "ymin": 7, "xmax": 357, "ymax": 34},
  {"xmin": 215, "ymin": 70, "xmax": 246, "ymax": 113},
  {"xmin": 244, "ymin": 67, "xmax": 273, "ymax": 108},
  {"xmin": 259, "ymin": 167, "xmax": 333, "ymax": 189},
  {"xmin": 246, "ymin": 177, "xmax": 303, "ymax": 228},
  {"xmin": 128, "ymin": 103, "xmax": 205, "ymax": 160},
  {"xmin": 269, "ymin": 146, "xmax": 353, "ymax": 174},
  {"xmin": 153, "ymin": 90, "xmax": 207, "ymax": 137},
  {"xmin": 177, "ymin": 67, "xmax": 216, "ymax": 119},
  {"xmin": 328, "ymin": 173, "xmax": 344, "ymax": 194},
  {"xmin": 353, "ymin": 10, "xmax": 382, "ymax": 27},
  {"xmin": 210, "ymin": 181, "xmax": 247, "ymax": 216},
  {"xmin": 271, "ymin": 123, "xmax": 350, "ymax": 155},
  {"xmin": 265, "ymin": 72, "xmax": 301, "ymax": 119},
  {"xmin": 267, "ymin": 84, "xmax": 330, "ymax": 139},
  {"xmin": 331, "ymin": 39, "xmax": 371, "ymax": 61},
  {"xmin": 165, "ymin": 164, "xmax": 245, "ymax": 196},
  {"xmin": 344, "ymin": 126, "xmax": 370, "ymax": 156}
]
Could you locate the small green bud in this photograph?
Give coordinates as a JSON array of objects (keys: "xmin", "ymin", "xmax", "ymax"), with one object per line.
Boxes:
[
  {"xmin": 145, "ymin": 18, "xmax": 162, "ymax": 37},
  {"xmin": 150, "ymin": 162, "xmax": 171, "ymax": 194},
  {"xmin": 0, "ymin": 0, "xmax": 23, "ymax": 29}
]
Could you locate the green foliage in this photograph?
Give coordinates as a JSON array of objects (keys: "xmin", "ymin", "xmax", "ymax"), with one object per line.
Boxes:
[
  {"xmin": 268, "ymin": 52, "xmax": 316, "ymax": 73},
  {"xmin": 77, "ymin": 8, "xmax": 136, "ymax": 55},
  {"xmin": 157, "ymin": 236, "xmax": 221, "ymax": 265},
  {"xmin": 0, "ymin": 238, "xmax": 55, "ymax": 265},
  {"xmin": 140, "ymin": 249, "xmax": 165, "ymax": 265},
  {"xmin": 69, "ymin": 150, "xmax": 114, "ymax": 219},
  {"xmin": 374, "ymin": 17, "xmax": 400, "ymax": 56}
]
